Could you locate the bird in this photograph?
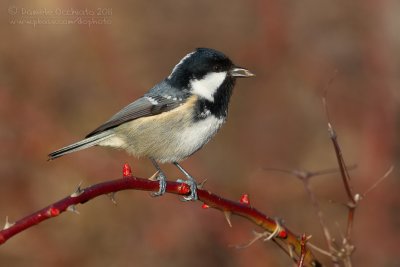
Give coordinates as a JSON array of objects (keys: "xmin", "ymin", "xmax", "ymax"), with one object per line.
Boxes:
[{"xmin": 48, "ymin": 48, "xmax": 254, "ymax": 200}]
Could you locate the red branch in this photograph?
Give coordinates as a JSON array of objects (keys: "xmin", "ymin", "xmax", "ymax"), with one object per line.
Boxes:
[{"xmin": 0, "ymin": 175, "xmax": 320, "ymax": 267}]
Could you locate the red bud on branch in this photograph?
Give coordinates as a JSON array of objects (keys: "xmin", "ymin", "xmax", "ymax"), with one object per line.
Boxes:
[
  {"xmin": 240, "ymin": 194, "xmax": 250, "ymax": 205},
  {"xmin": 123, "ymin": 163, "xmax": 132, "ymax": 178}
]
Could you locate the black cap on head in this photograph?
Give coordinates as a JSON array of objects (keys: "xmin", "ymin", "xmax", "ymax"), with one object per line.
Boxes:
[{"xmin": 168, "ymin": 48, "xmax": 234, "ymax": 88}]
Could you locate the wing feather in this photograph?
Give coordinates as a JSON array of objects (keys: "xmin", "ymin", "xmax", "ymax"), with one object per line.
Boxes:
[{"xmin": 86, "ymin": 95, "xmax": 183, "ymax": 137}]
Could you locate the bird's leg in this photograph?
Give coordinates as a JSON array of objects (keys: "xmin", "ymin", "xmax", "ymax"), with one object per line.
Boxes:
[
  {"xmin": 173, "ymin": 162, "xmax": 198, "ymax": 201},
  {"xmin": 150, "ymin": 158, "xmax": 167, "ymax": 197}
]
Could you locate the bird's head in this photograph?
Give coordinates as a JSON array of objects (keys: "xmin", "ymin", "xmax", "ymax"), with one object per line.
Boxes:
[{"xmin": 167, "ymin": 48, "xmax": 254, "ymax": 102}]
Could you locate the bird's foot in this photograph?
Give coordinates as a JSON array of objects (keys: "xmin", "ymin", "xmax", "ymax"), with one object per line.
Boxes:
[
  {"xmin": 150, "ymin": 171, "xmax": 167, "ymax": 197},
  {"xmin": 173, "ymin": 162, "xmax": 199, "ymax": 201}
]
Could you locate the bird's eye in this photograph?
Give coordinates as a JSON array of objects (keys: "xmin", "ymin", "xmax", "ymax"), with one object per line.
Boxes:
[{"xmin": 213, "ymin": 65, "xmax": 221, "ymax": 72}]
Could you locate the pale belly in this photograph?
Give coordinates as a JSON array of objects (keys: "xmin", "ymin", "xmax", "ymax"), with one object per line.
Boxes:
[{"xmin": 98, "ymin": 108, "xmax": 225, "ymax": 163}]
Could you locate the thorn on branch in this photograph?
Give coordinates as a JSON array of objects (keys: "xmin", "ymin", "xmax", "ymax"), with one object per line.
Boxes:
[
  {"xmin": 108, "ymin": 193, "xmax": 117, "ymax": 205},
  {"xmin": 224, "ymin": 211, "xmax": 233, "ymax": 227},
  {"xmin": 197, "ymin": 179, "xmax": 207, "ymax": 189},
  {"xmin": 288, "ymin": 244, "xmax": 296, "ymax": 263},
  {"xmin": 148, "ymin": 171, "xmax": 158, "ymax": 181},
  {"xmin": 3, "ymin": 217, "xmax": 14, "ymax": 230},
  {"xmin": 70, "ymin": 181, "xmax": 84, "ymax": 198},
  {"xmin": 233, "ymin": 219, "xmax": 283, "ymax": 249},
  {"xmin": 67, "ymin": 205, "xmax": 79, "ymax": 214}
]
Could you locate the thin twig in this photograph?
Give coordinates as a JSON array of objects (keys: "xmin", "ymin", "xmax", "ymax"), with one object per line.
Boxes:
[
  {"xmin": 322, "ymin": 81, "xmax": 355, "ymax": 267},
  {"xmin": 308, "ymin": 242, "xmax": 332, "ymax": 257},
  {"xmin": 322, "ymin": 97, "xmax": 356, "ymax": 205},
  {"xmin": 265, "ymin": 167, "xmax": 339, "ymax": 263},
  {"xmin": 362, "ymin": 165, "xmax": 394, "ymax": 197},
  {"xmin": 263, "ymin": 165, "xmax": 357, "ymax": 180}
]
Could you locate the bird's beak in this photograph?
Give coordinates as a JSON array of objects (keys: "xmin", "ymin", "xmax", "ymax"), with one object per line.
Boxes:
[{"xmin": 230, "ymin": 67, "xmax": 255, "ymax": 78}]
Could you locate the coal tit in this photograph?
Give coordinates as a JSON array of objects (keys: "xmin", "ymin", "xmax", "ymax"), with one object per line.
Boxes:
[{"xmin": 48, "ymin": 48, "xmax": 254, "ymax": 200}]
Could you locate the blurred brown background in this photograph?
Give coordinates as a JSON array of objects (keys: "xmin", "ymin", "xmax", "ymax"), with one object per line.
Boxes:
[{"xmin": 0, "ymin": 0, "xmax": 399, "ymax": 266}]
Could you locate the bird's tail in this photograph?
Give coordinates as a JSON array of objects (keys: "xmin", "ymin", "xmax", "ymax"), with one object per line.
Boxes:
[{"xmin": 48, "ymin": 131, "xmax": 113, "ymax": 160}]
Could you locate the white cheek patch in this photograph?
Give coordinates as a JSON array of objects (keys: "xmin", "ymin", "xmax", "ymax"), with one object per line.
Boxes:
[{"xmin": 190, "ymin": 72, "xmax": 227, "ymax": 102}]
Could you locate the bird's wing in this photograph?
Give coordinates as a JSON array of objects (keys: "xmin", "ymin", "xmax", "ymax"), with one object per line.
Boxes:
[{"xmin": 85, "ymin": 95, "xmax": 184, "ymax": 137}]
